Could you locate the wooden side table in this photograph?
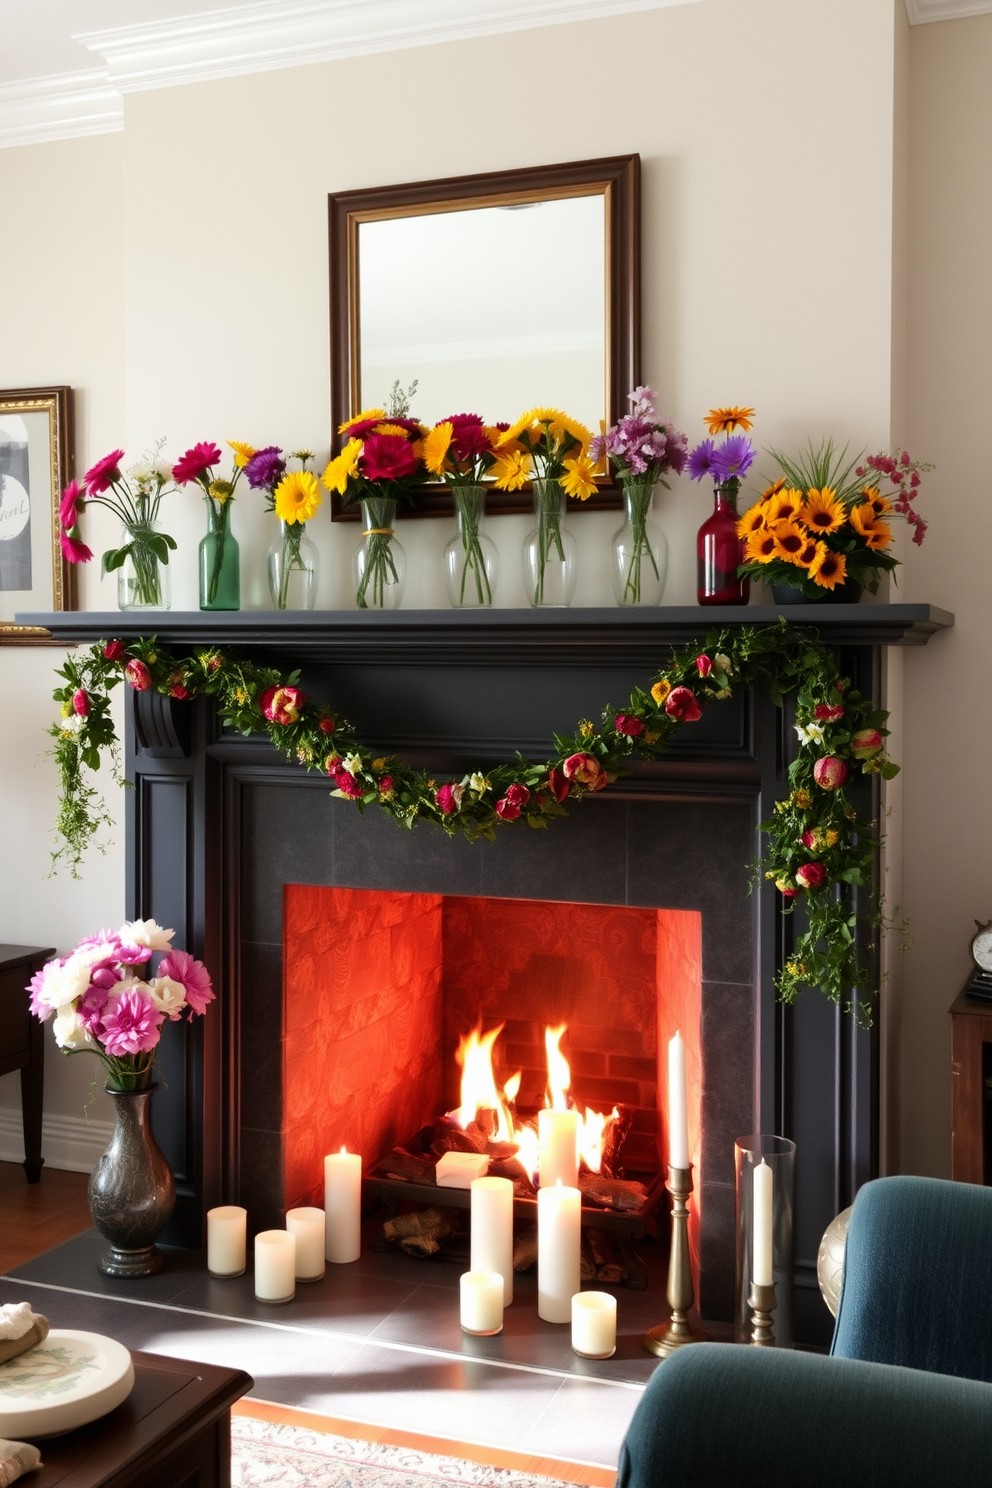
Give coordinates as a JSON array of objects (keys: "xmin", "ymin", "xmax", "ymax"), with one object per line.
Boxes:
[
  {"xmin": 28, "ymin": 1351, "xmax": 253, "ymax": 1488},
  {"xmin": 950, "ymin": 991, "xmax": 992, "ymax": 1184},
  {"xmin": 0, "ymin": 943, "xmax": 55, "ymax": 1182}
]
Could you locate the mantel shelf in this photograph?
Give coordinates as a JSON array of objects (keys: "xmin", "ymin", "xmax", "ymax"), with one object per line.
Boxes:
[{"xmin": 18, "ymin": 603, "xmax": 953, "ymax": 667}]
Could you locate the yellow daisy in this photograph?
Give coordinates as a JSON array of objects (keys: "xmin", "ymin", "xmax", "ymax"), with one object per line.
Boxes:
[
  {"xmin": 498, "ymin": 410, "xmax": 544, "ymax": 445},
  {"xmin": 771, "ymin": 520, "xmax": 807, "ymax": 563},
  {"xmin": 745, "ymin": 530, "xmax": 779, "ymax": 564},
  {"xmin": 275, "ymin": 470, "xmax": 323, "ymax": 524},
  {"xmin": 560, "ymin": 453, "xmax": 598, "ymax": 501},
  {"xmin": 761, "ymin": 478, "xmax": 786, "ymax": 500},
  {"xmin": 705, "ymin": 406, "xmax": 755, "ymax": 435},
  {"xmin": 650, "ymin": 679, "xmax": 672, "ymax": 707},
  {"xmin": 208, "ymin": 479, "xmax": 235, "ymax": 504},
  {"xmin": 766, "ymin": 487, "xmax": 804, "ymax": 524},
  {"xmin": 321, "ymin": 438, "xmax": 362, "ymax": 495},
  {"xmin": 373, "ymin": 423, "xmax": 414, "ymax": 439},
  {"xmin": 491, "ymin": 450, "xmax": 532, "ymax": 491},
  {"xmin": 338, "ymin": 407, "xmax": 386, "ymax": 434},
  {"xmin": 737, "ymin": 505, "xmax": 767, "ymax": 538},
  {"xmin": 808, "ymin": 546, "xmax": 848, "ymax": 590},
  {"xmin": 227, "ymin": 440, "xmax": 255, "ymax": 468},
  {"xmin": 422, "ymin": 423, "xmax": 454, "ymax": 476},
  {"xmin": 548, "ymin": 413, "xmax": 594, "ymax": 450},
  {"xmin": 802, "ymin": 487, "xmax": 846, "ymax": 535}
]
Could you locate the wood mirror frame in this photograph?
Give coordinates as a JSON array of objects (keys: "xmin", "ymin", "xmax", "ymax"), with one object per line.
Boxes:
[{"xmin": 328, "ymin": 154, "xmax": 640, "ymax": 521}]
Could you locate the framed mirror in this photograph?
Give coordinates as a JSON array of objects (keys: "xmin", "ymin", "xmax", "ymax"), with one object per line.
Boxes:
[{"xmin": 328, "ymin": 155, "xmax": 640, "ymax": 519}]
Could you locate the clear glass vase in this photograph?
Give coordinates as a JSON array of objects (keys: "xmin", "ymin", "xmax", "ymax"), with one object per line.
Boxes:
[
  {"xmin": 443, "ymin": 485, "xmax": 498, "ymax": 608},
  {"xmin": 355, "ymin": 495, "xmax": 405, "ymax": 609},
  {"xmin": 523, "ymin": 479, "xmax": 577, "ymax": 608},
  {"xmin": 734, "ymin": 1134, "xmax": 795, "ymax": 1347},
  {"xmin": 267, "ymin": 520, "xmax": 318, "ymax": 610},
  {"xmin": 611, "ymin": 480, "xmax": 668, "ymax": 606},
  {"xmin": 117, "ymin": 523, "xmax": 171, "ymax": 611},
  {"xmin": 199, "ymin": 498, "xmax": 240, "ymax": 611}
]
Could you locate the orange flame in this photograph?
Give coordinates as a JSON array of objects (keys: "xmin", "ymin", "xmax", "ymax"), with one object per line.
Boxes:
[{"xmin": 451, "ymin": 1025, "xmax": 518, "ymax": 1143}]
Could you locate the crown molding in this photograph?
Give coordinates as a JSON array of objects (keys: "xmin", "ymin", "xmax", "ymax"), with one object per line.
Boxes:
[
  {"xmin": 75, "ymin": 0, "xmax": 706, "ymax": 94},
  {"xmin": 0, "ymin": 68, "xmax": 121, "ymax": 150},
  {"xmin": 905, "ymin": 0, "xmax": 992, "ymax": 21}
]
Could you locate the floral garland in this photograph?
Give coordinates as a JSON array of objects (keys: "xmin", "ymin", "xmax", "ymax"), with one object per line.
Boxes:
[{"xmin": 49, "ymin": 620, "xmax": 897, "ymax": 1022}]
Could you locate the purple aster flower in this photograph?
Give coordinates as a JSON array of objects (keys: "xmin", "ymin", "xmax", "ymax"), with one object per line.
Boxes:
[
  {"xmin": 588, "ymin": 433, "xmax": 606, "ymax": 464},
  {"xmin": 244, "ymin": 445, "xmax": 286, "ymax": 492},
  {"xmin": 710, "ymin": 435, "xmax": 755, "ymax": 485},
  {"xmin": 159, "ymin": 948, "xmax": 215, "ymax": 1017},
  {"xmin": 687, "ymin": 439, "xmax": 717, "ymax": 481},
  {"xmin": 99, "ymin": 988, "xmax": 164, "ymax": 1056}
]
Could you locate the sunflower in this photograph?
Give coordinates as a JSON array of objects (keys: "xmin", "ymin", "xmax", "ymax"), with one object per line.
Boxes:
[
  {"xmin": 321, "ymin": 438, "xmax": 362, "ymax": 495},
  {"xmin": 422, "ymin": 422, "xmax": 454, "ymax": 476},
  {"xmin": 737, "ymin": 505, "xmax": 767, "ymax": 539},
  {"xmin": 796, "ymin": 537, "xmax": 823, "ymax": 568},
  {"xmin": 766, "ymin": 487, "xmax": 804, "ymax": 524},
  {"xmin": 761, "ymin": 477, "xmax": 786, "ymax": 500},
  {"xmin": 802, "ymin": 487, "xmax": 846, "ymax": 535},
  {"xmin": 745, "ymin": 530, "xmax": 778, "ymax": 564},
  {"xmin": 705, "ymin": 406, "xmax": 755, "ymax": 435},
  {"xmin": 560, "ymin": 453, "xmax": 597, "ymax": 500},
  {"xmin": 861, "ymin": 485, "xmax": 892, "ymax": 517},
  {"xmin": 850, "ymin": 502, "xmax": 893, "ymax": 550},
  {"xmin": 498, "ymin": 409, "xmax": 550, "ymax": 445},
  {"xmin": 227, "ymin": 440, "xmax": 255, "ymax": 468},
  {"xmin": 275, "ymin": 470, "xmax": 323, "ymax": 524},
  {"xmin": 548, "ymin": 413, "xmax": 594, "ymax": 450},
  {"xmin": 771, "ymin": 520, "xmax": 807, "ymax": 563},
  {"xmin": 808, "ymin": 546, "xmax": 848, "ymax": 590},
  {"xmin": 338, "ymin": 407, "xmax": 386, "ymax": 434},
  {"xmin": 491, "ymin": 450, "xmax": 532, "ymax": 491}
]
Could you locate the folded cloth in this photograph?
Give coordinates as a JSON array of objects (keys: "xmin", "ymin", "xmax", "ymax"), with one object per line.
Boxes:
[
  {"xmin": 0, "ymin": 1439, "xmax": 42, "ymax": 1487},
  {"xmin": 0, "ymin": 1307, "xmax": 49, "ymax": 1366}
]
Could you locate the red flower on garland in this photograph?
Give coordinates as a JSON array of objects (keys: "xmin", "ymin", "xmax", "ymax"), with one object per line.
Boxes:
[
  {"xmin": 124, "ymin": 659, "xmax": 152, "ymax": 692},
  {"xmin": 813, "ymin": 756, "xmax": 847, "ymax": 791},
  {"xmin": 665, "ymin": 687, "xmax": 703, "ymax": 723},
  {"xmin": 548, "ymin": 768, "xmax": 569, "ymax": 803},
  {"xmin": 103, "ymin": 640, "xmax": 127, "ymax": 661},
  {"xmin": 259, "ymin": 685, "xmax": 308, "ymax": 726},
  {"xmin": 615, "ymin": 714, "xmax": 645, "ymax": 738},
  {"xmin": 796, "ymin": 861, "xmax": 828, "ymax": 891},
  {"xmin": 562, "ymin": 753, "xmax": 607, "ymax": 791}
]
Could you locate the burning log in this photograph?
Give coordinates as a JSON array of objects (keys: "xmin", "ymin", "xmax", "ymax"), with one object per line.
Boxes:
[
  {"xmin": 512, "ymin": 1224, "xmax": 538, "ymax": 1272},
  {"xmin": 487, "ymin": 1157, "xmax": 536, "ymax": 1198},
  {"xmin": 373, "ymin": 1149, "xmax": 436, "ymax": 1184},
  {"xmin": 588, "ymin": 1226, "xmax": 628, "ymax": 1283},
  {"xmin": 600, "ymin": 1105, "xmax": 635, "ymax": 1179},
  {"xmin": 383, "ymin": 1207, "xmax": 454, "ymax": 1257},
  {"xmin": 579, "ymin": 1175, "xmax": 648, "ymax": 1213},
  {"xmin": 431, "ymin": 1115, "xmax": 488, "ymax": 1156}
]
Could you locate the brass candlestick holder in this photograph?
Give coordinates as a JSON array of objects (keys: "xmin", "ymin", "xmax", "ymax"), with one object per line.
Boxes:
[
  {"xmin": 644, "ymin": 1165, "xmax": 710, "ymax": 1357},
  {"xmin": 747, "ymin": 1280, "xmax": 777, "ymax": 1346}
]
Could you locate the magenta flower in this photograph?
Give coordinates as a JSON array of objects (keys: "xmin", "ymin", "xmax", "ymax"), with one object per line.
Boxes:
[
  {"xmin": 435, "ymin": 783, "xmax": 463, "ymax": 816},
  {"xmin": 60, "ymin": 481, "xmax": 83, "ymax": 529},
  {"xmin": 615, "ymin": 714, "xmax": 645, "ymax": 737},
  {"xmin": 172, "ymin": 442, "xmax": 221, "ymax": 486},
  {"xmin": 59, "ymin": 530, "xmax": 93, "ymax": 565},
  {"xmin": 99, "ymin": 988, "xmax": 164, "ymax": 1056},
  {"xmin": 665, "ymin": 687, "xmax": 704, "ymax": 723},
  {"xmin": 158, "ymin": 948, "xmax": 214, "ymax": 1016},
  {"xmin": 813, "ymin": 756, "xmax": 847, "ymax": 791},
  {"xmin": 104, "ymin": 640, "xmax": 127, "ymax": 662},
  {"xmin": 125, "ymin": 658, "xmax": 152, "ymax": 692},
  {"xmin": 360, "ymin": 433, "xmax": 418, "ymax": 483},
  {"xmin": 77, "ymin": 983, "xmax": 109, "ymax": 1032},
  {"xmin": 72, "ymin": 689, "xmax": 90, "ymax": 717},
  {"xmin": 27, "ymin": 965, "xmax": 54, "ymax": 1019},
  {"xmin": 84, "ymin": 449, "xmax": 125, "ymax": 495}
]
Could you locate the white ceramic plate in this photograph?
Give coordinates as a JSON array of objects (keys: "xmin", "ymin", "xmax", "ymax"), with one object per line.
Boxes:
[{"xmin": 0, "ymin": 1329, "xmax": 134, "ymax": 1439}]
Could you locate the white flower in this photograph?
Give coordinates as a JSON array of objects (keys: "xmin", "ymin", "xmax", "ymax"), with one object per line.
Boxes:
[
  {"xmin": 59, "ymin": 714, "xmax": 85, "ymax": 735},
  {"xmin": 714, "ymin": 653, "xmax": 733, "ymax": 675},
  {"xmin": 795, "ymin": 722, "xmax": 826, "ymax": 746},
  {"xmin": 119, "ymin": 918, "xmax": 175, "ymax": 952},
  {"xmin": 38, "ymin": 955, "xmax": 93, "ymax": 1012},
  {"xmin": 468, "ymin": 773, "xmax": 489, "ymax": 794},
  {"xmin": 145, "ymin": 976, "xmax": 187, "ymax": 1020},
  {"xmin": 343, "ymin": 753, "xmax": 363, "ymax": 775},
  {"xmin": 52, "ymin": 1007, "xmax": 94, "ymax": 1050}
]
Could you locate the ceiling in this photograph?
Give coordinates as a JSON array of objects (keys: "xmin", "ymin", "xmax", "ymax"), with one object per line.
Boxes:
[{"xmin": 0, "ymin": 0, "xmax": 985, "ymax": 148}]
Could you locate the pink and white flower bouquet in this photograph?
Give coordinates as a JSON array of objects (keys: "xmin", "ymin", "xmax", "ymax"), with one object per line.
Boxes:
[{"xmin": 27, "ymin": 919, "xmax": 214, "ymax": 1092}]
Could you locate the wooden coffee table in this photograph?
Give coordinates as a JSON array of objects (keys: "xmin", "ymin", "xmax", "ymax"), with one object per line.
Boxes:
[{"xmin": 26, "ymin": 1350, "xmax": 253, "ymax": 1487}]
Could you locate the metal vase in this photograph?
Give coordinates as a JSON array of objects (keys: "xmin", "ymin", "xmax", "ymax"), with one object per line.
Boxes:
[{"xmin": 88, "ymin": 1086, "xmax": 176, "ymax": 1277}]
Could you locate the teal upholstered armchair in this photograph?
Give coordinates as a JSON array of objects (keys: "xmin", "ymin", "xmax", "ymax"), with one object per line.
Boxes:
[{"xmin": 617, "ymin": 1177, "xmax": 992, "ymax": 1488}]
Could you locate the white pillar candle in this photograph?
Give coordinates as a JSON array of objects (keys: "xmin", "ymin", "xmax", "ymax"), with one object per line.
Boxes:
[
  {"xmin": 460, "ymin": 1270, "xmax": 504, "ymax": 1336},
  {"xmin": 286, "ymin": 1206, "xmax": 326, "ymax": 1282},
  {"xmin": 668, "ymin": 1031, "xmax": 689, "ymax": 1169},
  {"xmin": 752, "ymin": 1158, "xmax": 774, "ymax": 1287},
  {"xmin": 538, "ymin": 1180, "xmax": 582, "ymax": 1323},
  {"xmin": 254, "ymin": 1229, "xmax": 296, "ymax": 1304},
  {"xmin": 571, "ymin": 1290, "xmax": 617, "ymax": 1359},
  {"xmin": 324, "ymin": 1148, "xmax": 362, "ymax": 1263},
  {"xmin": 207, "ymin": 1206, "xmax": 247, "ymax": 1278},
  {"xmin": 471, "ymin": 1176, "xmax": 514, "ymax": 1307},
  {"xmin": 538, "ymin": 1109, "xmax": 579, "ymax": 1189}
]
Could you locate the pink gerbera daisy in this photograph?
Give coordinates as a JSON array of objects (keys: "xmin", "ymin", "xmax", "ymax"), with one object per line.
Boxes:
[
  {"xmin": 59, "ymin": 530, "xmax": 93, "ymax": 564},
  {"xmin": 172, "ymin": 442, "xmax": 221, "ymax": 485},
  {"xmin": 83, "ymin": 449, "xmax": 125, "ymax": 495},
  {"xmin": 158, "ymin": 948, "xmax": 214, "ymax": 1016},
  {"xmin": 99, "ymin": 988, "xmax": 164, "ymax": 1056}
]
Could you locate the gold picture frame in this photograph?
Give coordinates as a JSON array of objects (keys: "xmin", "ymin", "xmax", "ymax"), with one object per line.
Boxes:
[{"xmin": 0, "ymin": 386, "xmax": 75, "ymax": 644}]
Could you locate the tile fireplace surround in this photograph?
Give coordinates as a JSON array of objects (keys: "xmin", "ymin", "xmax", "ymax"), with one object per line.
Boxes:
[{"xmin": 28, "ymin": 604, "xmax": 950, "ymax": 1349}]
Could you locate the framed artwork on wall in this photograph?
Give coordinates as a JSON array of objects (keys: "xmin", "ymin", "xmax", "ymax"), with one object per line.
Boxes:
[{"xmin": 0, "ymin": 385, "xmax": 75, "ymax": 644}]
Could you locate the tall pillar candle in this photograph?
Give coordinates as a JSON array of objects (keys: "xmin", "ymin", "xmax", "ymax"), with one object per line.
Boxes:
[
  {"xmin": 286, "ymin": 1206, "xmax": 326, "ymax": 1282},
  {"xmin": 471, "ymin": 1175, "xmax": 514, "ymax": 1307},
  {"xmin": 254, "ymin": 1229, "xmax": 296, "ymax": 1304},
  {"xmin": 752, "ymin": 1158, "xmax": 774, "ymax": 1287},
  {"xmin": 572, "ymin": 1290, "xmax": 617, "ymax": 1359},
  {"xmin": 324, "ymin": 1149, "xmax": 362, "ymax": 1263},
  {"xmin": 207, "ymin": 1206, "xmax": 247, "ymax": 1278},
  {"xmin": 537, "ymin": 1180, "xmax": 582, "ymax": 1323},
  {"xmin": 668, "ymin": 1031, "xmax": 689, "ymax": 1169},
  {"xmin": 460, "ymin": 1270, "xmax": 504, "ymax": 1336},
  {"xmin": 538, "ymin": 1109, "xmax": 579, "ymax": 1189}
]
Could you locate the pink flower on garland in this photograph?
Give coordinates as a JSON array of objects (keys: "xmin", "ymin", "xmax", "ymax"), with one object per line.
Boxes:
[
  {"xmin": 548, "ymin": 768, "xmax": 569, "ymax": 803},
  {"xmin": 562, "ymin": 753, "xmax": 607, "ymax": 791},
  {"xmin": 172, "ymin": 442, "xmax": 221, "ymax": 486},
  {"xmin": 158, "ymin": 948, "xmax": 214, "ymax": 1016},
  {"xmin": 496, "ymin": 783, "xmax": 530, "ymax": 821},
  {"xmin": 796, "ymin": 861, "xmax": 828, "ymax": 892},
  {"xmin": 813, "ymin": 756, "xmax": 847, "ymax": 791},
  {"xmin": 259, "ymin": 685, "xmax": 308, "ymax": 726},
  {"xmin": 334, "ymin": 770, "xmax": 364, "ymax": 799},
  {"xmin": 436, "ymin": 783, "xmax": 463, "ymax": 816},
  {"xmin": 99, "ymin": 988, "xmax": 164, "ymax": 1056},
  {"xmin": 83, "ymin": 449, "xmax": 125, "ymax": 495},
  {"xmin": 665, "ymin": 687, "xmax": 703, "ymax": 723},
  {"xmin": 359, "ymin": 433, "xmax": 418, "ymax": 483},
  {"xmin": 125, "ymin": 658, "xmax": 152, "ymax": 692},
  {"xmin": 318, "ymin": 717, "xmax": 336, "ymax": 735},
  {"xmin": 104, "ymin": 640, "xmax": 127, "ymax": 662},
  {"xmin": 696, "ymin": 655, "xmax": 713, "ymax": 677},
  {"xmin": 615, "ymin": 714, "xmax": 645, "ymax": 738},
  {"xmin": 852, "ymin": 729, "xmax": 883, "ymax": 759},
  {"xmin": 72, "ymin": 690, "xmax": 90, "ymax": 717},
  {"xmin": 813, "ymin": 703, "xmax": 845, "ymax": 722}
]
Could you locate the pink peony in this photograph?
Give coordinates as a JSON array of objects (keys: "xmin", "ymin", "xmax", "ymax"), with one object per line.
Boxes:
[
  {"xmin": 665, "ymin": 687, "xmax": 703, "ymax": 723},
  {"xmin": 851, "ymin": 728, "xmax": 883, "ymax": 760},
  {"xmin": 158, "ymin": 948, "xmax": 214, "ymax": 1017},
  {"xmin": 615, "ymin": 714, "xmax": 645, "ymax": 738},
  {"xmin": 436, "ymin": 783, "xmax": 463, "ymax": 816},
  {"xmin": 696, "ymin": 655, "xmax": 713, "ymax": 677},
  {"xmin": 172, "ymin": 442, "xmax": 221, "ymax": 485},
  {"xmin": 814, "ymin": 704, "xmax": 845, "ymax": 722},
  {"xmin": 504, "ymin": 783, "xmax": 530, "ymax": 809},
  {"xmin": 59, "ymin": 529, "xmax": 93, "ymax": 565},
  {"xmin": 496, "ymin": 796, "xmax": 522, "ymax": 821},
  {"xmin": 548, "ymin": 768, "xmax": 569, "ymax": 803},
  {"xmin": 72, "ymin": 689, "xmax": 90, "ymax": 717},
  {"xmin": 813, "ymin": 756, "xmax": 847, "ymax": 791},
  {"xmin": 334, "ymin": 770, "xmax": 364, "ymax": 799},
  {"xmin": 259, "ymin": 685, "xmax": 308, "ymax": 726},
  {"xmin": 359, "ymin": 433, "xmax": 418, "ymax": 483},
  {"xmin": 83, "ymin": 449, "xmax": 125, "ymax": 495},
  {"xmin": 125, "ymin": 658, "xmax": 152, "ymax": 692},
  {"xmin": 103, "ymin": 639, "xmax": 127, "ymax": 662},
  {"xmin": 77, "ymin": 983, "xmax": 110, "ymax": 1032},
  {"xmin": 796, "ymin": 861, "xmax": 828, "ymax": 892},
  {"xmin": 99, "ymin": 988, "xmax": 164, "ymax": 1056},
  {"xmin": 562, "ymin": 753, "xmax": 607, "ymax": 791}
]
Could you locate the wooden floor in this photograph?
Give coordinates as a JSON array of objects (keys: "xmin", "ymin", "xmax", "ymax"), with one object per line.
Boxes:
[{"xmin": 0, "ymin": 1160, "xmax": 92, "ymax": 1273}]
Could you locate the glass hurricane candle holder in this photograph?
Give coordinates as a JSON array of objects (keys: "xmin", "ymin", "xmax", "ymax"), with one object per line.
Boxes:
[{"xmin": 734, "ymin": 1134, "xmax": 795, "ymax": 1346}]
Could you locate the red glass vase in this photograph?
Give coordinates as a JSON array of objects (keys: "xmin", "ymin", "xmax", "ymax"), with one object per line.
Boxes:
[{"xmin": 697, "ymin": 486, "xmax": 750, "ymax": 605}]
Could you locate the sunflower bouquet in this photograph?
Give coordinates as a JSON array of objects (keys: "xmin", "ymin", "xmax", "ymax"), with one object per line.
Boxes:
[
  {"xmin": 241, "ymin": 444, "xmax": 323, "ymax": 610},
  {"xmin": 493, "ymin": 407, "xmax": 596, "ymax": 607},
  {"xmin": 423, "ymin": 414, "xmax": 504, "ymax": 607}
]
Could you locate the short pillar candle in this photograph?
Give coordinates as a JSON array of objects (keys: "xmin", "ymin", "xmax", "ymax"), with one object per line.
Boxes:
[
  {"xmin": 572, "ymin": 1291, "xmax": 617, "ymax": 1359},
  {"xmin": 460, "ymin": 1271, "xmax": 504, "ymax": 1336},
  {"xmin": 538, "ymin": 1109, "xmax": 579, "ymax": 1189},
  {"xmin": 254, "ymin": 1229, "xmax": 296, "ymax": 1304},
  {"xmin": 471, "ymin": 1176, "xmax": 514, "ymax": 1307},
  {"xmin": 324, "ymin": 1149, "xmax": 362, "ymax": 1263},
  {"xmin": 286, "ymin": 1206, "xmax": 326, "ymax": 1282},
  {"xmin": 538, "ymin": 1181, "xmax": 582, "ymax": 1323},
  {"xmin": 207, "ymin": 1206, "xmax": 247, "ymax": 1278}
]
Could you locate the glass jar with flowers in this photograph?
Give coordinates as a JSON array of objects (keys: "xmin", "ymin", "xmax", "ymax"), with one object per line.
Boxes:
[
  {"xmin": 243, "ymin": 446, "xmax": 322, "ymax": 610},
  {"xmin": 591, "ymin": 387, "xmax": 688, "ymax": 606},
  {"xmin": 57, "ymin": 443, "xmax": 176, "ymax": 610},
  {"xmin": 322, "ymin": 409, "xmax": 426, "ymax": 609},
  {"xmin": 492, "ymin": 408, "xmax": 597, "ymax": 608},
  {"xmin": 422, "ymin": 414, "xmax": 502, "ymax": 607},
  {"xmin": 737, "ymin": 440, "xmax": 932, "ymax": 603},
  {"xmin": 171, "ymin": 441, "xmax": 242, "ymax": 611},
  {"xmin": 688, "ymin": 407, "xmax": 756, "ymax": 605}
]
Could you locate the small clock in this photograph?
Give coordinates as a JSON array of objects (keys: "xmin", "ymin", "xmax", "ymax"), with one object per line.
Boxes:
[{"xmin": 965, "ymin": 920, "xmax": 992, "ymax": 1000}]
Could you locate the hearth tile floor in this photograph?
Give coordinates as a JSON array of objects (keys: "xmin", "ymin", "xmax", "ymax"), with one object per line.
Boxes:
[{"xmin": 1, "ymin": 1228, "xmax": 682, "ymax": 1468}]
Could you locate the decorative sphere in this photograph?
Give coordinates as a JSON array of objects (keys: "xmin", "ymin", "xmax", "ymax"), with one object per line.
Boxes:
[{"xmin": 817, "ymin": 1205, "xmax": 853, "ymax": 1318}]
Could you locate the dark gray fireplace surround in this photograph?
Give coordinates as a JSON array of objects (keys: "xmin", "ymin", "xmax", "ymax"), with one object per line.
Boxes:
[{"xmin": 30, "ymin": 604, "xmax": 951, "ymax": 1346}]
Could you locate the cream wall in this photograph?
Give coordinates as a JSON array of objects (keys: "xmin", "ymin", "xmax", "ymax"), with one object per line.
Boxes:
[{"xmin": 0, "ymin": 0, "xmax": 912, "ymax": 1161}]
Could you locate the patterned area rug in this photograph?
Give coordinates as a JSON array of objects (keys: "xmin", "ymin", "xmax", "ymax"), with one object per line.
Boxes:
[{"xmin": 231, "ymin": 1416, "xmax": 579, "ymax": 1488}]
